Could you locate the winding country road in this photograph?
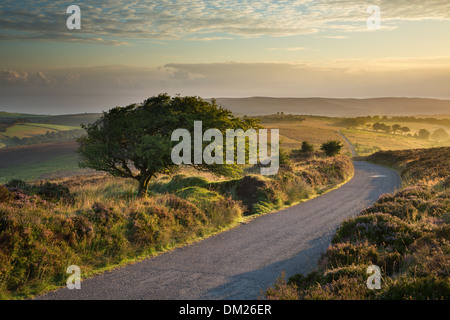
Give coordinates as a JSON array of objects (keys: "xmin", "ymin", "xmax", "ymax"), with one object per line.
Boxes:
[{"xmin": 38, "ymin": 160, "xmax": 400, "ymax": 300}]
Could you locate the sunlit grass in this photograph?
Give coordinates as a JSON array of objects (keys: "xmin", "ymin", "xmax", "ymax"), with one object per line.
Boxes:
[
  {"xmin": 341, "ymin": 128, "xmax": 447, "ymax": 156},
  {"xmin": 263, "ymin": 118, "xmax": 352, "ymax": 156}
]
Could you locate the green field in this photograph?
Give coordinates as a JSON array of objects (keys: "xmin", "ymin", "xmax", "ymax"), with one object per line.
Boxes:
[
  {"xmin": 0, "ymin": 111, "xmax": 99, "ymax": 148},
  {"xmin": 0, "ymin": 112, "xmax": 47, "ymax": 120},
  {"xmin": 0, "ymin": 123, "xmax": 83, "ymax": 148},
  {"xmin": 0, "ymin": 153, "xmax": 83, "ymax": 183},
  {"xmin": 2, "ymin": 123, "xmax": 80, "ymax": 139}
]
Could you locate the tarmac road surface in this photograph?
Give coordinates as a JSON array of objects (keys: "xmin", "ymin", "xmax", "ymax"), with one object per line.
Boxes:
[{"xmin": 37, "ymin": 161, "xmax": 400, "ymax": 300}]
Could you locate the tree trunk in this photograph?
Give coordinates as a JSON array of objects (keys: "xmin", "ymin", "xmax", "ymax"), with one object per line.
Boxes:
[{"xmin": 137, "ymin": 174, "xmax": 152, "ymax": 198}]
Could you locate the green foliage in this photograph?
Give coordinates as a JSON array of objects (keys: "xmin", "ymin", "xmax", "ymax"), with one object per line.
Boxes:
[
  {"xmin": 150, "ymin": 175, "xmax": 210, "ymax": 194},
  {"xmin": 278, "ymin": 147, "xmax": 291, "ymax": 166},
  {"xmin": 372, "ymin": 122, "xmax": 392, "ymax": 133},
  {"xmin": 380, "ymin": 276, "xmax": 450, "ymax": 300},
  {"xmin": 354, "ymin": 143, "xmax": 381, "ymax": 156},
  {"xmin": 175, "ymin": 186, "xmax": 223, "ymax": 207},
  {"xmin": 320, "ymin": 140, "xmax": 344, "ymax": 157},
  {"xmin": 338, "ymin": 117, "xmax": 368, "ymax": 128},
  {"xmin": 391, "ymin": 124, "xmax": 402, "ymax": 133},
  {"xmin": 78, "ymin": 94, "xmax": 261, "ymax": 197},
  {"xmin": 401, "ymin": 126, "xmax": 411, "ymax": 134},
  {"xmin": 301, "ymin": 141, "xmax": 314, "ymax": 153}
]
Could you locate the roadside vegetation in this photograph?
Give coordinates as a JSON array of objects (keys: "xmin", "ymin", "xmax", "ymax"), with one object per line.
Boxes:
[
  {"xmin": 0, "ymin": 148, "xmax": 352, "ymax": 299},
  {"xmin": 6, "ymin": 105, "xmax": 448, "ymax": 300},
  {"xmin": 265, "ymin": 147, "xmax": 449, "ymax": 300},
  {"xmin": 0, "ymin": 96, "xmax": 354, "ymax": 299}
]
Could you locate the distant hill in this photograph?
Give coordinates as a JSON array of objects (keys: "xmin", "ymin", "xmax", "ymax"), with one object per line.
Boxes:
[
  {"xmin": 0, "ymin": 112, "xmax": 102, "ymax": 126},
  {"xmin": 2, "ymin": 97, "xmax": 450, "ymax": 121},
  {"xmin": 213, "ymin": 97, "xmax": 450, "ymax": 117}
]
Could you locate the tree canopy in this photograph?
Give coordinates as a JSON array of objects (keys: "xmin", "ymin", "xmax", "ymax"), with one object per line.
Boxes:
[
  {"xmin": 418, "ymin": 129, "xmax": 431, "ymax": 140},
  {"xmin": 431, "ymin": 128, "xmax": 449, "ymax": 142},
  {"xmin": 78, "ymin": 94, "xmax": 261, "ymax": 197}
]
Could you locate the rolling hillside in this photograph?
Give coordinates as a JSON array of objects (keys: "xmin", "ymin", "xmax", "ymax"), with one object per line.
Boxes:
[{"xmin": 214, "ymin": 97, "xmax": 450, "ymax": 117}]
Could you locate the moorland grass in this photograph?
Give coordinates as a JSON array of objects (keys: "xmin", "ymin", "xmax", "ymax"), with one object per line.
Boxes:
[{"xmin": 265, "ymin": 147, "xmax": 450, "ymax": 300}]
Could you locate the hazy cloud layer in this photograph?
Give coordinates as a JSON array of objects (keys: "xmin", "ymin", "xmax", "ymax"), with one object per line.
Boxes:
[
  {"xmin": 2, "ymin": 57, "xmax": 450, "ymax": 114},
  {"xmin": 1, "ymin": 0, "xmax": 450, "ymax": 45}
]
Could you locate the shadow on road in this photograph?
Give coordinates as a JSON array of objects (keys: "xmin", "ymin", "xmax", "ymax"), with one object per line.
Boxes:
[{"xmin": 200, "ymin": 232, "xmax": 335, "ymax": 300}]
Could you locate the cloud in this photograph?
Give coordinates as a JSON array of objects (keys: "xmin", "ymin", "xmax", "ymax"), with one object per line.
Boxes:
[
  {"xmin": 0, "ymin": 69, "xmax": 28, "ymax": 84},
  {"xmin": 34, "ymin": 71, "xmax": 52, "ymax": 85},
  {"xmin": 0, "ymin": 69, "xmax": 55, "ymax": 85},
  {"xmin": 1, "ymin": 0, "xmax": 449, "ymax": 45},
  {"xmin": 0, "ymin": 69, "xmax": 78, "ymax": 86},
  {"xmin": 1, "ymin": 60, "xmax": 450, "ymax": 114},
  {"xmin": 64, "ymin": 73, "xmax": 81, "ymax": 85}
]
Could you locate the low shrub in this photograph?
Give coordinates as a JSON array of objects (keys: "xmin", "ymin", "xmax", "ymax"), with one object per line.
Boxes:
[
  {"xmin": 4, "ymin": 180, "xmax": 73, "ymax": 203},
  {"xmin": 332, "ymin": 213, "xmax": 420, "ymax": 253},
  {"xmin": 82, "ymin": 202, "xmax": 123, "ymax": 228},
  {"xmin": 380, "ymin": 276, "xmax": 450, "ymax": 300},
  {"xmin": 0, "ymin": 186, "xmax": 14, "ymax": 203},
  {"xmin": 265, "ymin": 272, "xmax": 300, "ymax": 300},
  {"xmin": 35, "ymin": 182, "xmax": 72, "ymax": 202},
  {"xmin": 321, "ymin": 242, "xmax": 379, "ymax": 269}
]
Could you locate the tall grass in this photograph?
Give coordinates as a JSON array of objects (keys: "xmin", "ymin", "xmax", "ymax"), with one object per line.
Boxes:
[{"xmin": 0, "ymin": 178, "xmax": 243, "ymax": 299}]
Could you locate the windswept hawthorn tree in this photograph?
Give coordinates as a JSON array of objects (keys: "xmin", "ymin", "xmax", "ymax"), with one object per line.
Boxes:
[{"xmin": 78, "ymin": 94, "xmax": 260, "ymax": 197}]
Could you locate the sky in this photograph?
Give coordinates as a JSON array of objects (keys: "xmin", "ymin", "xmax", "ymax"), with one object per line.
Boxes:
[{"xmin": 1, "ymin": 0, "xmax": 450, "ymax": 114}]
